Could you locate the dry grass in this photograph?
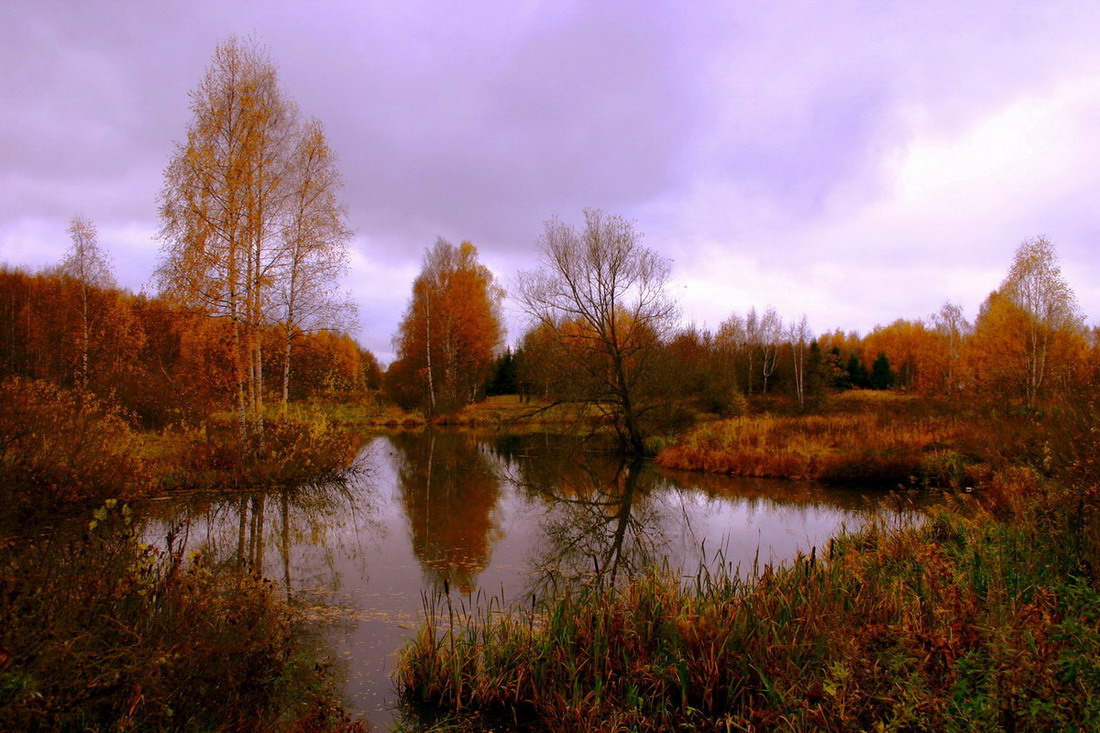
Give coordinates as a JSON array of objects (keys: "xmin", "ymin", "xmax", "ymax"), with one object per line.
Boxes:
[
  {"xmin": 657, "ymin": 410, "xmax": 974, "ymax": 486},
  {"xmin": 654, "ymin": 391, "xmax": 1038, "ymax": 487}
]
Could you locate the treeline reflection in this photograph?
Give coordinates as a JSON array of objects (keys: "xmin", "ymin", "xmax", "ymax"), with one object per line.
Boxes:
[{"xmin": 137, "ymin": 431, "xmax": 905, "ymax": 603}]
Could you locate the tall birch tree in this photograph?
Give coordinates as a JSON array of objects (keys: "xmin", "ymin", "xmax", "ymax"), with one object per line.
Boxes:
[
  {"xmin": 276, "ymin": 119, "xmax": 354, "ymax": 412},
  {"xmin": 156, "ymin": 37, "xmax": 351, "ymax": 441}
]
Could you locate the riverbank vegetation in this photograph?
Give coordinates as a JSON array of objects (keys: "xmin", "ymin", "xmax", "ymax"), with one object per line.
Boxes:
[
  {"xmin": 655, "ymin": 390, "xmax": 1024, "ymax": 486},
  {"xmin": 0, "ymin": 501, "xmax": 364, "ymax": 731},
  {"xmin": 397, "ymin": 444, "xmax": 1100, "ymax": 731}
]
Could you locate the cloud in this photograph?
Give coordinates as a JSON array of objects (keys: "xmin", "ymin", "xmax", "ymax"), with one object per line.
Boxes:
[{"xmin": 2, "ymin": 0, "xmax": 1099, "ymax": 355}]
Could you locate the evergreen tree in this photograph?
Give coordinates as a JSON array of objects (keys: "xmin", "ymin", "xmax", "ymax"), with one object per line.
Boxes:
[
  {"xmin": 870, "ymin": 352, "xmax": 896, "ymax": 390},
  {"xmin": 846, "ymin": 354, "xmax": 869, "ymax": 389},
  {"xmin": 485, "ymin": 348, "xmax": 518, "ymax": 396},
  {"xmin": 805, "ymin": 341, "xmax": 831, "ymax": 410}
]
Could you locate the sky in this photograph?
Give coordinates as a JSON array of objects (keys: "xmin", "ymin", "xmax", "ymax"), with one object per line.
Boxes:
[{"xmin": 2, "ymin": 1, "xmax": 1099, "ymax": 362}]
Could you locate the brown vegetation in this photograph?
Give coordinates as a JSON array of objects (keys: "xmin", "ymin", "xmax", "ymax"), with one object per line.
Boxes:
[
  {"xmin": 397, "ymin": 469, "xmax": 1100, "ymax": 731},
  {"xmin": 0, "ymin": 502, "xmax": 363, "ymax": 731},
  {"xmin": 656, "ymin": 392, "xmax": 979, "ymax": 486}
]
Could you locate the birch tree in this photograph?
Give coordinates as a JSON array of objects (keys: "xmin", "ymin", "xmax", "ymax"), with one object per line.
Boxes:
[
  {"xmin": 276, "ymin": 119, "xmax": 354, "ymax": 412},
  {"xmin": 759, "ymin": 306, "xmax": 782, "ymax": 394},
  {"xmin": 788, "ymin": 314, "xmax": 811, "ymax": 411},
  {"xmin": 744, "ymin": 307, "xmax": 759, "ymax": 394},
  {"xmin": 999, "ymin": 236, "xmax": 1083, "ymax": 406},
  {"xmin": 61, "ymin": 215, "xmax": 115, "ymax": 391},
  {"xmin": 156, "ymin": 37, "xmax": 351, "ymax": 441},
  {"xmin": 932, "ymin": 301, "xmax": 969, "ymax": 395}
]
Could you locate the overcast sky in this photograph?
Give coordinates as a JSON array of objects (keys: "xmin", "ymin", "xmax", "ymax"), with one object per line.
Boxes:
[{"xmin": 2, "ymin": 1, "xmax": 1098, "ymax": 361}]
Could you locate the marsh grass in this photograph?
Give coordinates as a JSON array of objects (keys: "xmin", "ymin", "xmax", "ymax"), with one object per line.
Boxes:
[
  {"xmin": 655, "ymin": 392, "xmax": 1047, "ymax": 487},
  {"xmin": 0, "ymin": 501, "xmax": 365, "ymax": 731},
  {"xmin": 656, "ymin": 411, "xmax": 968, "ymax": 485},
  {"xmin": 396, "ymin": 474, "xmax": 1100, "ymax": 731}
]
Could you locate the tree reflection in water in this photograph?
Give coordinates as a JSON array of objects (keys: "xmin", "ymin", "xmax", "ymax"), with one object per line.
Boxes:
[
  {"xmin": 494, "ymin": 435, "xmax": 676, "ymax": 593},
  {"xmin": 391, "ymin": 430, "xmax": 503, "ymax": 593},
  {"xmin": 141, "ymin": 459, "xmax": 377, "ymax": 604}
]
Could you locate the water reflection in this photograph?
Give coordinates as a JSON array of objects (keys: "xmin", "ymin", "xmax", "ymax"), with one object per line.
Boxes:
[
  {"xmin": 126, "ymin": 430, "xmax": 923, "ymax": 728},
  {"xmin": 391, "ymin": 431, "xmax": 502, "ymax": 593},
  {"xmin": 500, "ymin": 443, "xmax": 671, "ymax": 591},
  {"xmin": 141, "ymin": 469, "xmax": 377, "ymax": 608}
]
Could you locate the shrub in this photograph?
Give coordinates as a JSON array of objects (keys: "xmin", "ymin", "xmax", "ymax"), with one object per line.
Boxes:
[{"xmin": 0, "ymin": 377, "xmax": 152, "ymax": 514}]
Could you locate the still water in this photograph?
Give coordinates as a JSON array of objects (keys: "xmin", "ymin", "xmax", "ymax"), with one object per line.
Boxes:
[{"xmin": 144, "ymin": 430, "xmax": 922, "ymax": 729}]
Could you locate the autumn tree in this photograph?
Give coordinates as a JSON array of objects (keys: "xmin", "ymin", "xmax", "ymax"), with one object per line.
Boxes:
[
  {"xmin": 516, "ymin": 209, "xmax": 678, "ymax": 454},
  {"xmin": 999, "ymin": 236, "xmax": 1084, "ymax": 406},
  {"xmin": 61, "ymin": 216, "xmax": 115, "ymax": 390},
  {"xmin": 665, "ymin": 326, "xmax": 742, "ymax": 417},
  {"xmin": 514, "ymin": 321, "xmax": 558, "ymax": 402},
  {"xmin": 275, "ymin": 119, "xmax": 354, "ymax": 412},
  {"xmin": 389, "ymin": 239, "xmax": 504, "ymax": 415},
  {"xmin": 156, "ymin": 37, "xmax": 351, "ymax": 442},
  {"xmin": 715, "ymin": 312, "xmax": 747, "ymax": 394}
]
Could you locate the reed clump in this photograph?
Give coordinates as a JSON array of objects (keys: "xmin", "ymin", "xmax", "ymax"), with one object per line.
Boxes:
[{"xmin": 396, "ymin": 473, "xmax": 1100, "ymax": 731}]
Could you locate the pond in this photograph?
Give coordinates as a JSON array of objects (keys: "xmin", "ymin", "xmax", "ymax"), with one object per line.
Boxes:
[{"xmin": 141, "ymin": 430, "xmax": 925, "ymax": 729}]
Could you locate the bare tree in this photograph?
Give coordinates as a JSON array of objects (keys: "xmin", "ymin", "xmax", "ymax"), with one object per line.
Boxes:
[
  {"xmin": 517, "ymin": 209, "xmax": 678, "ymax": 454},
  {"xmin": 61, "ymin": 215, "xmax": 115, "ymax": 390},
  {"xmin": 759, "ymin": 305, "xmax": 782, "ymax": 394}
]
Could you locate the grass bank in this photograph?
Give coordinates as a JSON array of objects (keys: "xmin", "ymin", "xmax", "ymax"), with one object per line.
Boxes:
[
  {"xmin": 396, "ymin": 470, "xmax": 1100, "ymax": 731},
  {"xmin": 0, "ymin": 377, "xmax": 368, "ymax": 519}
]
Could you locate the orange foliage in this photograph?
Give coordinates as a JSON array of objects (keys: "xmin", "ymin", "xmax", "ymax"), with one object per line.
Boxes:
[
  {"xmin": 863, "ymin": 319, "xmax": 949, "ymax": 393},
  {"xmin": 388, "ymin": 240, "xmax": 504, "ymax": 415},
  {"xmin": 0, "ymin": 266, "xmax": 375, "ymax": 427}
]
